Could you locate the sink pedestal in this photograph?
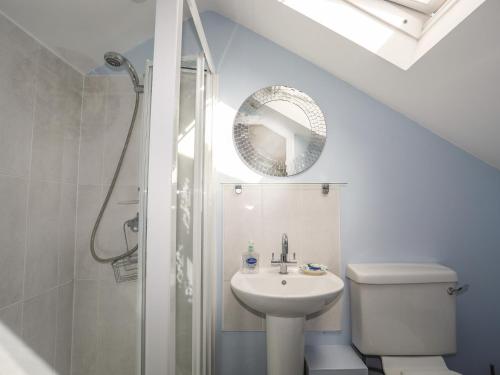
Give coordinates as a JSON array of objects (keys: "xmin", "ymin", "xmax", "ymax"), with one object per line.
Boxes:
[{"xmin": 266, "ymin": 315, "xmax": 305, "ymax": 375}]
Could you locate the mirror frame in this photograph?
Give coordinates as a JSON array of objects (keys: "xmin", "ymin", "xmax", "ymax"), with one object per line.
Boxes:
[{"xmin": 233, "ymin": 86, "xmax": 327, "ymax": 177}]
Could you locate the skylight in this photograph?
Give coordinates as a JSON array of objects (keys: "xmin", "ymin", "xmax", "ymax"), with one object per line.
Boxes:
[
  {"xmin": 280, "ymin": 0, "xmax": 487, "ymax": 69},
  {"xmin": 389, "ymin": 0, "xmax": 448, "ymax": 15}
]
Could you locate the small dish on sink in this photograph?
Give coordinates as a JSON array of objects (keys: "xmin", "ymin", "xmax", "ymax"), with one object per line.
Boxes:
[{"xmin": 300, "ymin": 263, "xmax": 328, "ymax": 275}]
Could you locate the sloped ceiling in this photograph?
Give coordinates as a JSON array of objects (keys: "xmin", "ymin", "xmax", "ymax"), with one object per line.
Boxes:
[
  {"xmin": 0, "ymin": 0, "xmax": 155, "ymax": 73},
  {"xmin": 0, "ymin": 0, "xmax": 498, "ymax": 170},
  {"xmin": 197, "ymin": 0, "xmax": 500, "ymax": 170}
]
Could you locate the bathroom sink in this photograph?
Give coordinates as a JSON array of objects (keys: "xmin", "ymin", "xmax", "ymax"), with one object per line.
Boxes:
[
  {"xmin": 231, "ymin": 267, "xmax": 344, "ymax": 375},
  {"xmin": 230, "ymin": 267, "xmax": 344, "ymax": 317}
]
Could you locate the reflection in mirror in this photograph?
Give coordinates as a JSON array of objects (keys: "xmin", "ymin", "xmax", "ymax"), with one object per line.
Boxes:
[{"xmin": 234, "ymin": 86, "xmax": 327, "ymax": 177}]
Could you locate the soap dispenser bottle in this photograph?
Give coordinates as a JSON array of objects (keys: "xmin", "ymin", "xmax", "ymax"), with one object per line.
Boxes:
[{"xmin": 241, "ymin": 241, "xmax": 259, "ymax": 273}]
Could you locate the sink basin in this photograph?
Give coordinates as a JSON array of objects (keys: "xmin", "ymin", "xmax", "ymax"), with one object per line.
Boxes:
[
  {"xmin": 230, "ymin": 267, "xmax": 344, "ymax": 375},
  {"xmin": 231, "ymin": 267, "xmax": 344, "ymax": 317}
]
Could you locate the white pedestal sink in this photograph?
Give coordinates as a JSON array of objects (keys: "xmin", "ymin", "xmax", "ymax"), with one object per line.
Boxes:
[{"xmin": 230, "ymin": 267, "xmax": 344, "ymax": 375}]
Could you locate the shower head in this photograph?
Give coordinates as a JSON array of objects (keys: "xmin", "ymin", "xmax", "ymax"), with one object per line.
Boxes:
[
  {"xmin": 104, "ymin": 52, "xmax": 143, "ymax": 93},
  {"xmin": 104, "ymin": 51, "xmax": 125, "ymax": 68}
]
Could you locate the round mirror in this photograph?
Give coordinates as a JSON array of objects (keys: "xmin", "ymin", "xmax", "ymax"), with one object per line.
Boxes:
[{"xmin": 233, "ymin": 86, "xmax": 326, "ymax": 177}]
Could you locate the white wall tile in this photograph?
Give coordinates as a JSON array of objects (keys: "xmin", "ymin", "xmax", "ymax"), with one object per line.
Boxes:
[
  {"xmin": 222, "ymin": 184, "xmax": 263, "ymax": 280},
  {"xmin": 222, "ymin": 184, "xmax": 342, "ymax": 331},
  {"xmin": 222, "ymin": 282, "xmax": 264, "ymax": 331},
  {"xmin": 261, "ymin": 184, "xmax": 303, "ymax": 264}
]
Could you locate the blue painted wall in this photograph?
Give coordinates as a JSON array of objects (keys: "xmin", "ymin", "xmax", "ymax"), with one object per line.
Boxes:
[{"xmin": 184, "ymin": 11, "xmax": 500, "ymax": 375}]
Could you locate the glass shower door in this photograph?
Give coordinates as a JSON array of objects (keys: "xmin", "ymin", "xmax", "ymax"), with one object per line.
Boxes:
[{"xmin": 175, "ymin": 55, "xmax": 207, "ymax": 375}]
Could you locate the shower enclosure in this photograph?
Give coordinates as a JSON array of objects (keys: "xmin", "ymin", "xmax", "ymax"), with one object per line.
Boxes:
[
  {"xmin": 0, "ymin": 9, "xmax": 154, "ymax": 372},
  {"xmin": 0, "ymin": 0, "xmax": 214, "ymax": 374}
]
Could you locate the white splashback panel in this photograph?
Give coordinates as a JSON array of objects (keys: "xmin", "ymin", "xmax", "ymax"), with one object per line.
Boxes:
[{"xmin": 222, "ymin": 183, "xmax": 342, "ymax": 331}]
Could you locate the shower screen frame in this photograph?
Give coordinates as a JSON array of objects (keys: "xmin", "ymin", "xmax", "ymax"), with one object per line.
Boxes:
[
  {"xmin": 138, "ymin": 60, "xmax": 154, "ymax": 375},
  {"xmin": 143, "ymin": 0, "xmax": 216, "ymax": 374},
  {"xmin": 174, "ymin": 54, "xmax": 216, "ymax": 375}
]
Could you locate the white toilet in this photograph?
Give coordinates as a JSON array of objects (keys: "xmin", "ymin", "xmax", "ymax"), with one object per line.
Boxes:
[{"xmin": 347, "ymin": 263, "xmax": 462, "ymax": 375}]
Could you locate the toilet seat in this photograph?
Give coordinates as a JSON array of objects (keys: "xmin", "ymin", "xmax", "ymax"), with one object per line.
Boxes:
[{"xmin": 382, "ymin": 356, "xmax": 462, "ymax": 375}]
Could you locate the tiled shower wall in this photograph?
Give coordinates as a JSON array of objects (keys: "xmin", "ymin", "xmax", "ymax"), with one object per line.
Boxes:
[
  {"xmin": 0, "ymin": 12, "xmax": 82, "ymax": 374},
  {"xmin": 71, "ymin": 75, "xmax": 141, "ymax": 375}
]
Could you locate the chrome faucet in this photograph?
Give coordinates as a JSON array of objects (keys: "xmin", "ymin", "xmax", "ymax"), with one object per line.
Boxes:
[
  {"xmin": 271, "ymin": 233, "xmax": 297, "ymax": 274},
  {"xmin": 280, "ymin": 233, "xmax": 289, "ymax": 274}
]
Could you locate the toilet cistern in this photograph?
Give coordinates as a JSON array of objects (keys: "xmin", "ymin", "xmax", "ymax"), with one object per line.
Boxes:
[{"xmin": 271, "ymin": 233, "xmax": 297, "ymax": 274}]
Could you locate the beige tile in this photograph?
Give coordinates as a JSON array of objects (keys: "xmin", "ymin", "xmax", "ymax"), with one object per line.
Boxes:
[
  {"xmin": 107, "ymin": 74, "xmax": 135, "ymax": 94},
  {"xmin": 30, "ymin": 70, "xmax": 82, "ymax": 183},
  {"xmin": 78, "ymin": 93, "xmax": 106, "ymax": 186},
  {"xmin": 78, "ymin": 120, "xmax": 105, "ymax": 186},
  {"xmin": 84, "ymin": 75, "xmax": 107, "ymax": 94},
  {"xmin": 71, "ymin": 280, "xmax": 99, "ymax": 375},
  {"xmin": 75, "ymin": 185, "xmax": 103, "ymax": 280},
  {"xmin": 37, "ymin": 48, "xmax": 82, "ymax": 94},
  {"xmin": 22, "ymin": 288, "xmax": 58, "ymax": 366},
  {"xmin": 0, "ymin": 302, "xmax": 22, "ymax": 336},
  {"xmin": 0, "ymin": 13, "xmax": 40, "ymax": 58},
  {"xmin": 0, "ymin": 52, "xmax": 36, "ymax": 177},
  {"xmin": 25, "ymin": 180, "xmax": 61, "ymax": 298},
  {"xmin": 0, "ymin": 175, "xmax": 28, "ymax": 308},
  {"xmin": 81, "ymin": 93, "xmax": 106, "ymax": 124},
  {"xmin": 61, "ymin": 90, "xmax": 83, "ymax": 184},
  {"xmin": 222, "ymin": 281, "xmax": 264, "ymax": 331},
  {"xmin": 55, "ymin": 282, "xmax": 74, "ymax": 375},
  {"xmin": 222, "ymin": 184, "xmax": 263, "ymax": 280},
  {"xmin": 58, "ymin": 184, "xmax": 77, "ymax": 284},
  {"xmin": 95, "ymin": 281, "xmax": 138, "ymax": 375},
  {"xmin": 96, "ymin": 185, "xmax": 139, "ymax": 281},
  {"xmin": 61, "ymin": 135, "xmax": 81, "ymax": 184},
  {"xmin": 102, "ymin": 93, "xmax": 141, "ymax": 186},
  {"xmin": 30, "ymin": 95, "xmax": 65, "ymax": 182}
]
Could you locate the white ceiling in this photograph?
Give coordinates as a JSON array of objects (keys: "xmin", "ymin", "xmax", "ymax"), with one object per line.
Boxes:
[
  {"xmin": 0, "ymin": 0, "xmax": 498, "ymax": 170},
  {"xmin": 198, "ymin": 0, "xmax": 500, "ymax": 170},
  {"xmin": 0, "ymin": 0, "xmax": 156, "ymax": 73}
]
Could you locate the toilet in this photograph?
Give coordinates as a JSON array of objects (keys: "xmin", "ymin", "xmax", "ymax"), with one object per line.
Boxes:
[{"xmin": 346, "ymin": 263, "xmax": 462, "ymax": 375}]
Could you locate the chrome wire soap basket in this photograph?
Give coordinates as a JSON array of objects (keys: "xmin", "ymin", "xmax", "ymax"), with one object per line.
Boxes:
[{"xmin": 112, "ymin": 253, "xmax": 138, "ymax": 282}]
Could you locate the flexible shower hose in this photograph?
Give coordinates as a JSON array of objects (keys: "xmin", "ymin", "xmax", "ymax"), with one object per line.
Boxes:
[{"xmin": 90, "ymin": 92, "xmax": 140, "ymax": 263}]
